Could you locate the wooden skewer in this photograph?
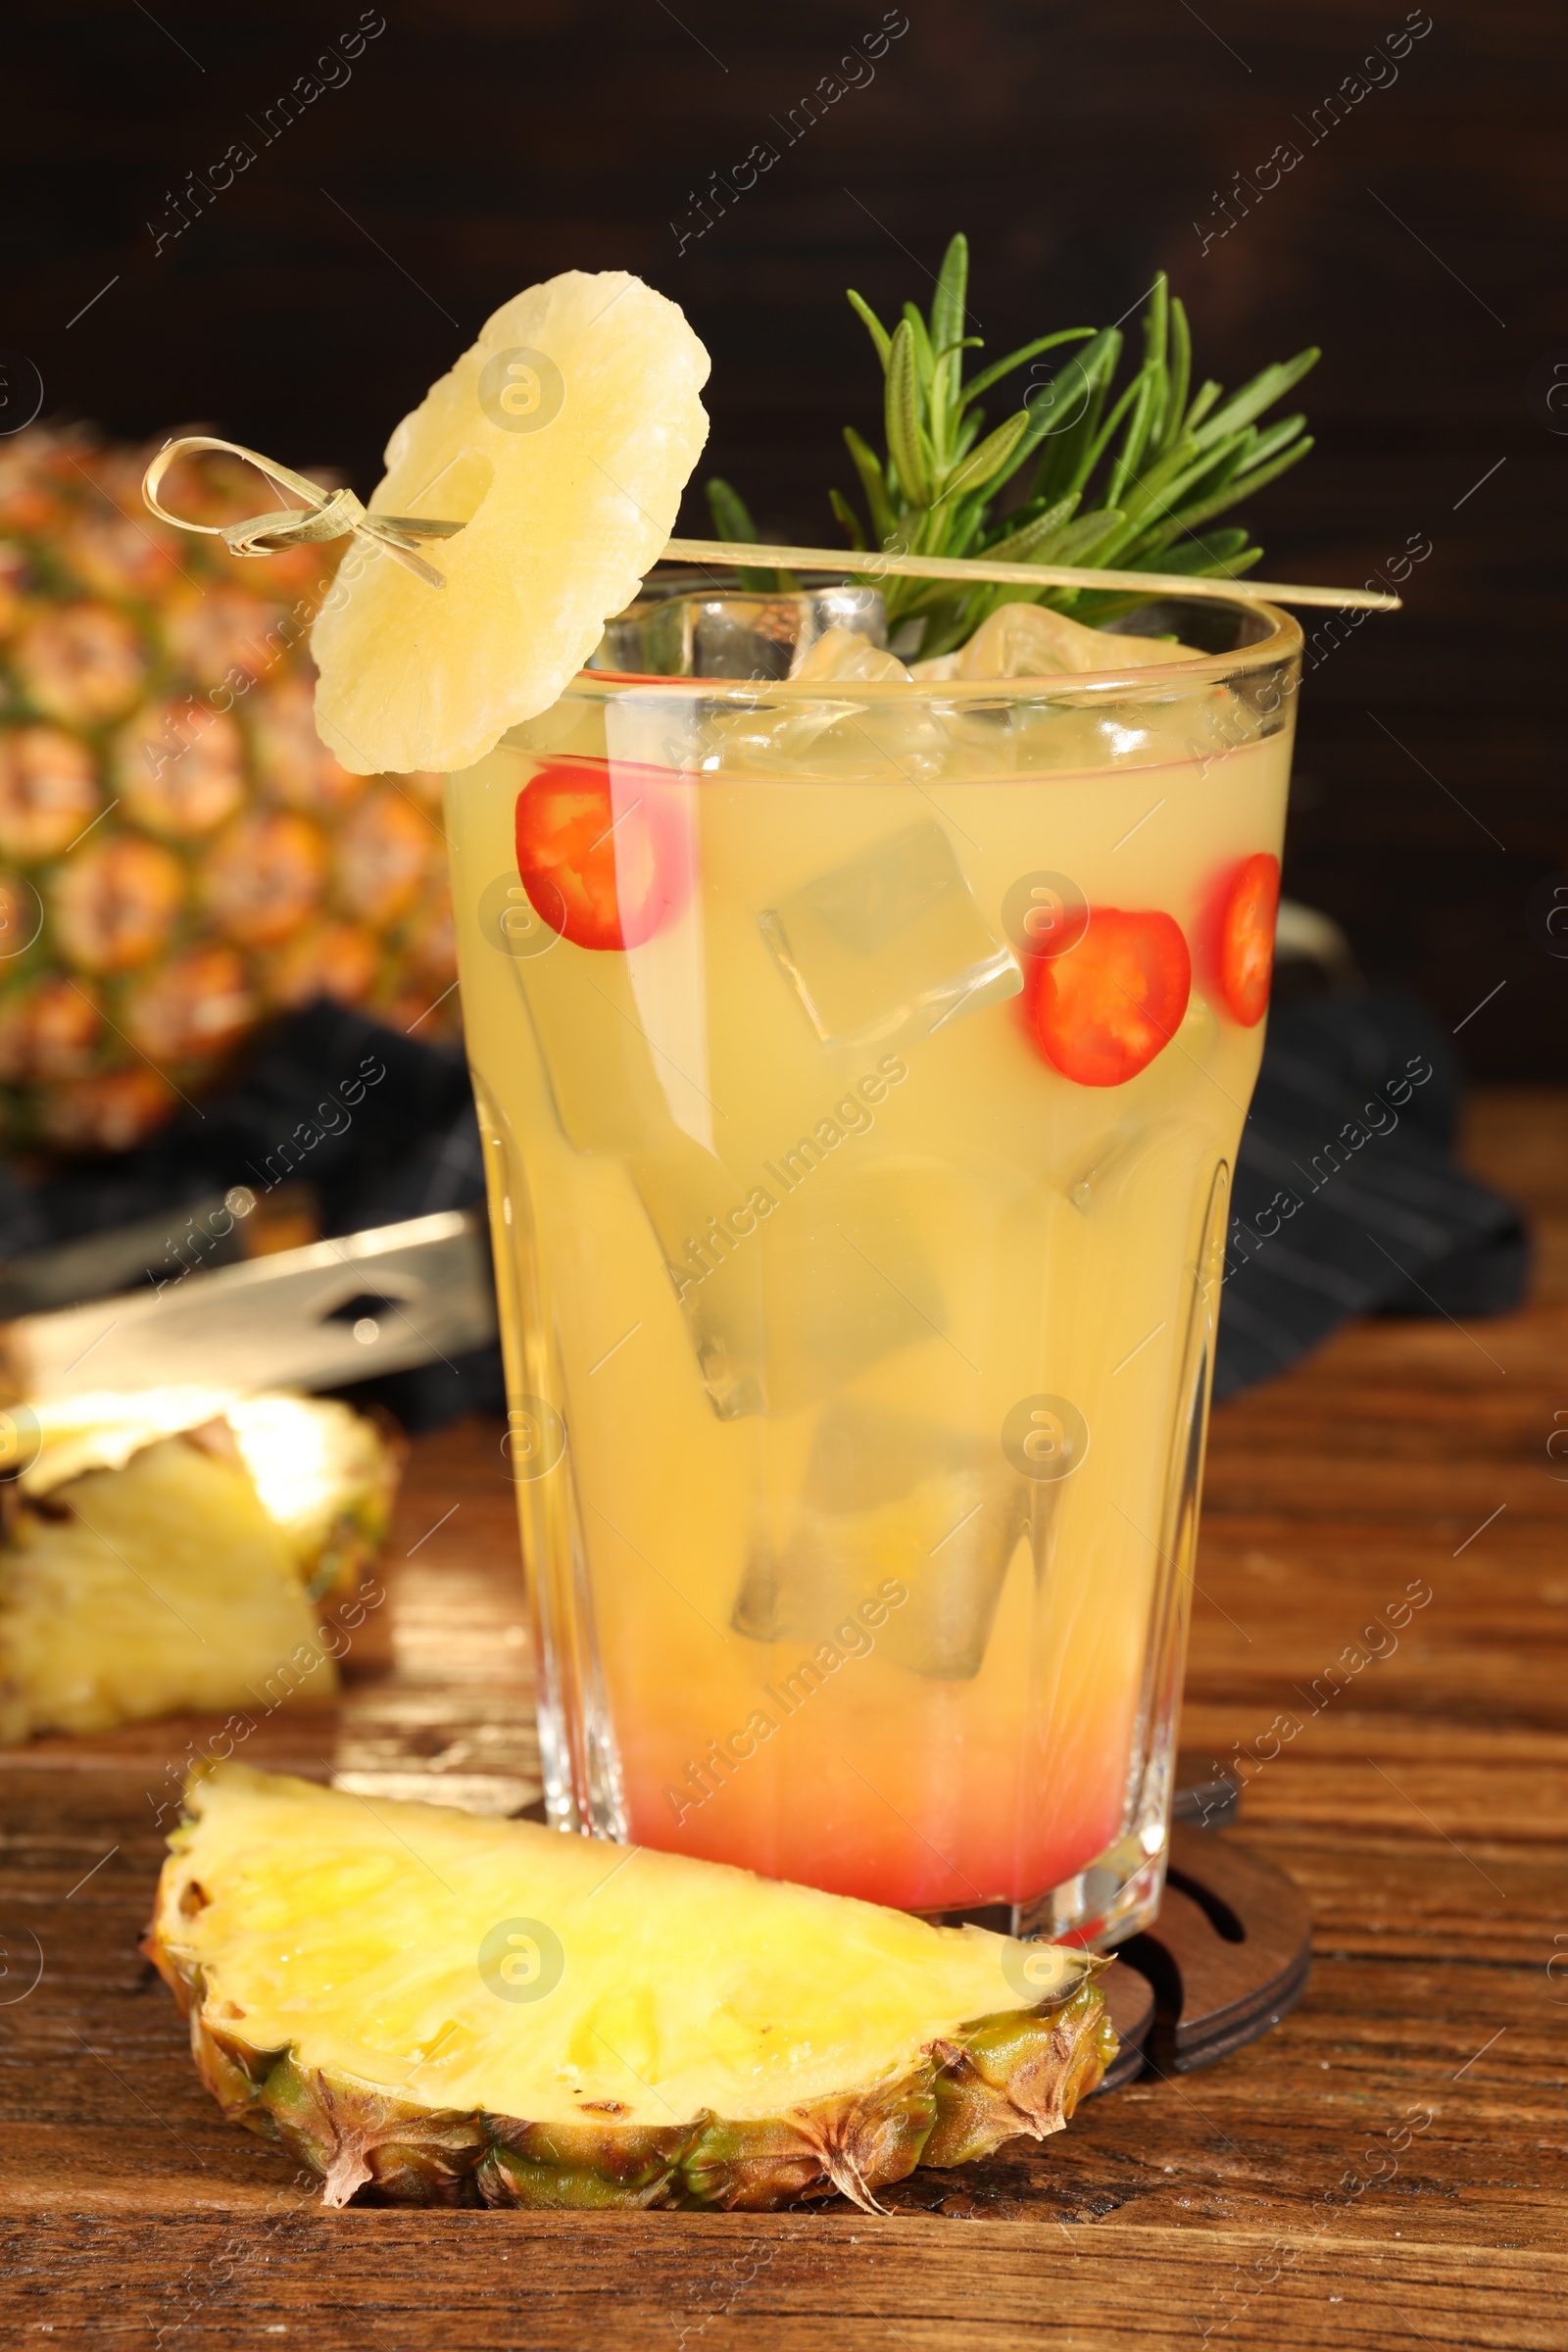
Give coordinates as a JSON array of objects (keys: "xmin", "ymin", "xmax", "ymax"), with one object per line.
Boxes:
[
  {"xmin": 661, "ymin": 538, "xmax": 1400, "ymax": 613},
  {"xmin": 140, "ymin": 441, "xmax": 1399, "ymax": 612}
]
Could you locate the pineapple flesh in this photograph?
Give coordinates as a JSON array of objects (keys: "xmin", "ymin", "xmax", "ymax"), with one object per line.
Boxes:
[
  {"xmin": 310, "ymin": 271, "xmax": 710, "ymax": 777},
  {"xmin": 148, "ymin": 1764, "xmax": 1116, "ymax": 2211},
  {"xmin": 0, "ymin": 428, "xmax": 458, "ymax": 1152},
  {"xmin": 0, "ymin": 1393, "xmax": 400, "ymax": 1742}
]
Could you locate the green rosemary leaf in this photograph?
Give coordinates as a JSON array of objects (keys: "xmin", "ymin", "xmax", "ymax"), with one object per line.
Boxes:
[
  {"xmin": 1143, "ymin": 273, "xmax": 1168, "ymax": 370},
  {"xmin": 707, "ymin": 476, "xmax": 756, "ymax": 542},
  {"xmin": 846, "ymin": 289, "xmax": 893, "ymax": 370},
  {"xmin": 930, "ymin": 232, "xmax": 969, "ymax": 359},
  {"xmin": 729, "ymin": 239, "xmax": 1316, "ymax": 651},
  {"xmin": 1136, "ymin": 425, "xmax": 1256, "ymax": 523},
  {"xmin": 1108, "ymin": 427, "xmax": 1207, "ymax": 534},
  {"xmin": 828, "ymin": 487, "xmax": 868, "ymax": 552},
  {"xmin": 1182, "ymin": 378, "xmax": 1223, "ymax": 434},
  {"xmin": 885, "ymin": 321, "xmax": 934, "ymax": 507},
  {"xmin": 945, "ymin": 491, "xmax": 993, "ymax": 557},
  {"xmin": 1105, "ymin": 368, "xmax": 1158, "ymax": 508},
  {"xmin": 1067, "ymin": 531, "xmax": 1262, "ymax": 624},
  {"xmin": 1192, "ymin": 348, "xmax": 1319, "ymax": 448},
  {"xmin": 901, "ymin": 302, "xmax": 937, "ymax": 388},
  {"xmin": 1161, "ymin": 298, "xmax": 1193, "ymax": 460},
  {"xmin": 1235, "ymin": 411, "xmax": 1308, "ymax": 472},
  {"xmin": 1003, "ymin": 337, "xmax": 1109, "ymax": 490},
  {"xmin": 959, "ymin": 508, "xmax": 1131, "ymax": 634},
  {"xmin": 929, "ymin": 342, "xmax": 961, "ymax": 437},
  {"xmin": 705, "ymin": 478, "xmax": 791, "ymax": 590},
  {"xmin": 950, "ymin": 407, "xmax": 983, "ymax": 466},
  {"xmin": 1076, "ymin": 366, "xmax": 1148, "ymax": 495},
  {"xmin": 842, "ymin": 425, "xmax": 897, "ymax": 547},
  {"xmin": 1142, "ymin": 418, "xmax": 1288, "ymax": 533},
  {"xmin": 1032, "ymin": 328, "xmax": 1123, "ymax": 502},
  {"xmin": 1142, "ymin": 523, "xmax": 1252, "ymax": 567},
  {"xmin": 980, "ymin": 492, "xmax": 1080, "ymax": 563},
  {"xmin": 941, "ymin": 408, "xmax": 1032, "ymax": 506},
  {"xmin": 1140, "ymin": 276, "xmax": 1169, "ymax": 443},
  {"xmin": 960, "ymin": 328, "xmax": 1095, "ymax": 409},
  {"xmin": 1034, "ymin": 507, "xmax": 1128, "ymax": 567},
  {"xmin": 710, "ymin": 477, "xmax": 761, "ymax": 538},
  {"xmin": 1172, "ymin": 434, "xmax": 1314, "ymax": 531},
  {"xmin": 1144, "ymin": 530, "xmax": 1262, "ymax": 577}
]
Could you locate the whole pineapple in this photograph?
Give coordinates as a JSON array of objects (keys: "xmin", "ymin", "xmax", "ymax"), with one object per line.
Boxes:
[{"xmin": 0, "ymin": 426, "xmax": 459, "ymax": 1152}]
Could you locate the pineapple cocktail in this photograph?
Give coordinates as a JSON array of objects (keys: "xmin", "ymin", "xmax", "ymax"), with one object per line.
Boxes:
[
  {"xmin": 450, "ymin": 592, "xmax": 1298, "ymax": 1940},
  {"xmin": 281, "ymin": 253, "xmax": 1334, "ymax": 1942}
]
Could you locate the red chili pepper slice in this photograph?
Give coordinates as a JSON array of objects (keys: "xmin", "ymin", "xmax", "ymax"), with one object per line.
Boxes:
[
  {"xmin": 1213, "ymin": 852, "xmax": 1281, "ymax": 1027},
  {"xmin": 514, "ymin": 756, "xmax": 691, "ymax": 952},
  {"xmin": 1027, "ymin": 906, "xmax": 1192, "ymax": 1087}
]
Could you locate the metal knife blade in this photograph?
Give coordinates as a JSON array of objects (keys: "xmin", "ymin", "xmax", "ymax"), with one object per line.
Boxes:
[{"xmin": 0, "ymin": 1207, "xmax": 498, "ymax": 1404}]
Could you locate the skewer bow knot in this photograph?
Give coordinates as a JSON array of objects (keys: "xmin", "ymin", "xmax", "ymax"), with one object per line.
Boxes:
[{"xmin": 141, "ymin": 434, "xmax": 466, "ymax": 589}]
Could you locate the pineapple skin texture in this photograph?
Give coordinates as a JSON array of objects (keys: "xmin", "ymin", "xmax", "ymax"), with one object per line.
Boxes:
[
  {"xmin": 0, "ymin": 1434, "xmax": 338, "ymax": 1742},
  {"xmin": 0, "ymin": 428, "xmax": 458, "ymax": 1152},
  {"xmin": 168, "ymin": 1987, "xmax": 1113, "ymax": 2212},
  {"xmin": 146, "ymin": 1766, "xmax": 1117, "ymax": 2213}
]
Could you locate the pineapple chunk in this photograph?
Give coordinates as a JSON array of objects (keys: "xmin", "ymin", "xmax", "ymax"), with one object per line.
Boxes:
[
  {"xmin": 310, "ymin": 271, "xmax": 710, "ymax": 776},
  {"xmin": 148, "ymin": 1764, "xmax": 1116, "ymax": 2211},
  {"xmin": 0, "ymin": 1395, "xmax": 401, "ymax": 1742},
  {"xmin": 224, "ymin": 1394, "xmax": 402, "ymax": 1600},
  {"xmin": 0, "ymin": 1436, "xmax": 334, "ymax": 1742}
]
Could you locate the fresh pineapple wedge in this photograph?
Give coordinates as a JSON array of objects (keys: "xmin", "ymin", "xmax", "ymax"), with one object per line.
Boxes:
[
  {"xmin": 311, "ymin": 271, "xmax": 710, "ymax": 777},
  {"xmin": 0, "ymin": 1394, "xmax": 401, "ymax": 1742},
  {"xmin": 149, "ymin": 1764, "xmax": 1116, "ymax": 2212},
  {"xmin": 224, "ymin": 1393, "xmax": 402, "ymax": 1601}
]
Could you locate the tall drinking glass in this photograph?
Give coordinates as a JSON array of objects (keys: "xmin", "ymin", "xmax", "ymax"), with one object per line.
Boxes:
[{"xmin": 446, "ymin": 586, "xmax": 1300, "ymax": 1946}]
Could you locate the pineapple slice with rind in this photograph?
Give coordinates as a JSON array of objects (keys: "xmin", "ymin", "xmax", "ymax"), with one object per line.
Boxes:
[
  {"xmin": 0, "ymin": 1435, "xmax": 334, "ymax": 1742},
  {"xmin": 0, "ymin": 1394, "xmax": 403, "ymax": 1741},
  {"xmin": 311, "ymin": 271, "xmax": 710, "ymax": 777},
  {"xmin": 224, "ymin": 1392, "xmax": 403, "ymax": 1600},
  {"xmin": 147, "ymin": 1764, "xmax": 1116, "ymax": 2212},
  {"xmin": 19, "ymin": 1390, "xmax": 399, "ymax": 1591}
]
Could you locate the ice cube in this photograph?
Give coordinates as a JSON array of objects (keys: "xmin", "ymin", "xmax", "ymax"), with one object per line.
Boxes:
[
  {"xmin": 909, "ymin": 601, "xmax": 1203, "ymax": 680},
  {"xmin": 514, "ymin": 947, "xmax": 696, "ymax": 1155},
  {"xmin": 734, "ymin": 1396, "xmax": 1029, "ymax": 1679},
  {"xmin": 707, "ymin": 638, "xmax": 956, "ymax": 780},
  {"xmin": 635, "ymin": 1152, "xmax": 766, "ymax": 1418},
  {"xmin": 788, "ymin": 625, "xmax": 910, "ymax": 685},
  {"xmin": 759, "ymin": 820, "xmax": 1020, "ymax": 1050},
  {"xmin": 510, "ymin": 939, "xmax": 949, "ymax": 1419},
  {"xmin": 669, "ymin": 1161, "xmax": 950, "ymax": 1420},
  {"xmin": 504, "ymin": 949, "xmax": 766, "ymax": 1413},
  {"xmin": 1064, "ymin": 1110, "xmax": 1217, "ymax": 1215}
]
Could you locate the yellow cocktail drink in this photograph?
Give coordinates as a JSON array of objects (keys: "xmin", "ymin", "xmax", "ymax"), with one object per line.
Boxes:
[{"xmin": 448, "ymin": 598, "xmax": 1298, "ymax": 1939}]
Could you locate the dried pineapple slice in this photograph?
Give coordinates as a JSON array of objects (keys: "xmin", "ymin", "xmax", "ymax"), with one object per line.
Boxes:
[{"xmin": 312, "ymin": 272, "xmax": 710, "ymax": 776}]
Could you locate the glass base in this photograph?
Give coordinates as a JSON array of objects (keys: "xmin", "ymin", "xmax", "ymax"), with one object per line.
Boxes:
[{"xmin": 925, "ymin": 1794, "xmax": 1170, "ymax": 1951}]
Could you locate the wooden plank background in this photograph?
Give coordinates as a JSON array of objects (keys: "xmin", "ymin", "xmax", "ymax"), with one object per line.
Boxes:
[{"xmin": 2, "ymin": 1086, "xmax": 1565, "ymax": 2346}]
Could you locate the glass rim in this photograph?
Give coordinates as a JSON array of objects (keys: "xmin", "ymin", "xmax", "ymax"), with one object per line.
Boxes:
[{"xmin": 564, "ymin": 586, "xmax": 1303, "ymax": 705}]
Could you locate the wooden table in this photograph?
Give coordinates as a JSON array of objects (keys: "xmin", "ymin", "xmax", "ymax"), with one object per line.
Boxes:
[{"xmin": 4, "ymin": 1090, "xmax": 1566, "ymax": 2349}]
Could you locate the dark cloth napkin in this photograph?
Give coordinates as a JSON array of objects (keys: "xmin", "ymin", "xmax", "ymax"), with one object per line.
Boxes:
[
  {"xmin": 0, "ymin": 1001, "xmax": 503, "ymax": 1430},
  {"xmin": 1213, "ymin": 989, "xmax": 1529, "ymax": 1400},
  {"xmin": 0, "ymin": 991, "xmax": 1528, "ymax": 1428}
]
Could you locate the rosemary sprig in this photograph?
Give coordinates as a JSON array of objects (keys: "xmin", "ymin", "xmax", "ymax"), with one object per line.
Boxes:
[{"xmin": 709, "ymin": 235, "xmax": 1318, "ymax": 658}]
